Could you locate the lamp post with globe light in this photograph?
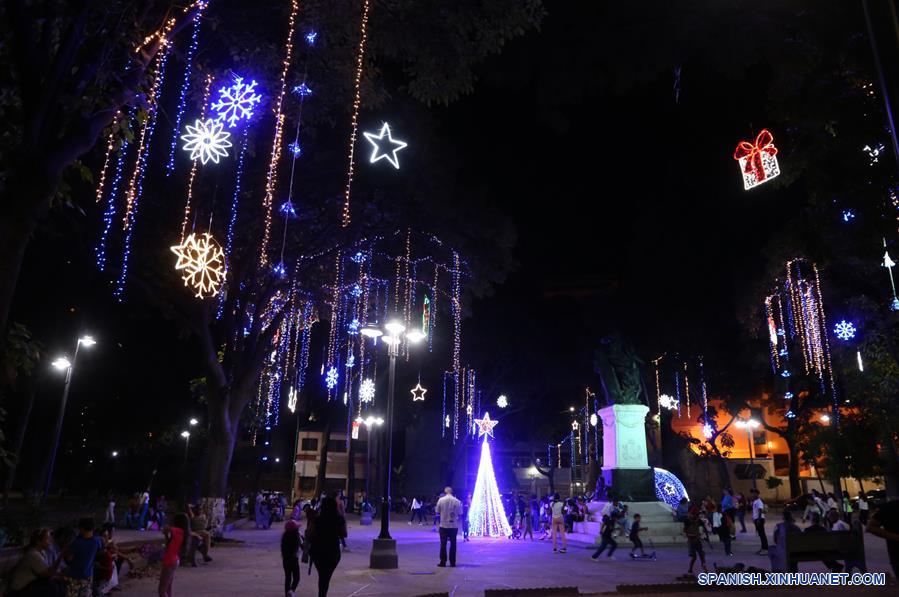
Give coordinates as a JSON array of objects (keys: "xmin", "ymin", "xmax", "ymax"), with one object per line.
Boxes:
[
  {"xmin": 360, "ymin": 320, "xmax": 425, "ymax": 569},
  {"xmin": 355, "ymin": 415, "xmax": 384, "ymax": 496},
  {"xmin": 43, "ymin": 335, "xmax": 96, "ymax": 503}
]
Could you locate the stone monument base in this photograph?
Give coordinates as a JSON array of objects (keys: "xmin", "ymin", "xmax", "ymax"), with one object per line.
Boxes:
[
  {"xmin": 580, "ymin": 501, "xmax": 686, "ymax": 546},
  {"xmin": 601, "ymin": 468, "xmax": 656, "ymax": 502}
]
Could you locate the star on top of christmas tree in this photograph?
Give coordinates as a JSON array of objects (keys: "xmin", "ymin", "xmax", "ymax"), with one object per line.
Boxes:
[{"xmin": 474, "ymin": 412, "xmax": 499, "ymax": 438}]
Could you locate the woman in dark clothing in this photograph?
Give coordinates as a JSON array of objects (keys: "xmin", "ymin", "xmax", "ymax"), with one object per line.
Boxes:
[
  {"xmin": 307, "ymin": 496, "xmax": 345, "ymax": 597},
  {"xmin": 281, "ymin": 520, "xmax": 301, "ymax": 597}
]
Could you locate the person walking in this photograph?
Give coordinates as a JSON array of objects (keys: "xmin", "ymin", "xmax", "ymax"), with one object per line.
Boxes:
[
  {"xmin": 409, "ymin": 496, "xmax": 423, "ymax": 525},
  {"xmin": 591, "ymin": 513, "xmax": 618, "ymax": 560},
  {"xmin": 104, "ymin": 493, "xmax": 116, "ymax": 527},
  {"xmin": 628, "ymin": 513, "xmax": 647, "ymax": 557},
  {"xmin": 734, "ymin": 492, "xmax": 748, "ymax": 532},
  {"xmin": 281, "ymin": 520, "xmax": 301, "ymax": 597},
  {"xmin": 683, "ymin": 506, "xmax": 708, "ymax": 575},
  {"xmin": 857, "ymin": 492, "xmax": 870, "ymax": 526},
  {"xmin": 549, "ymin": 492, "xmax": 567, "ymax": 553},
  {"xmin": 750, "ymin": 488, "xmax": 768, "ymax": 555},
  {"xmin": 435, "ymin": 487, "xmax": 462, "ymax": 567},
  {"xmin": 710, "ymin": 504, "xmax": 733, "ymax": 556},
  {"xmin": 307, "ymin": 496, "xmax": 345, "ymax": 597}
]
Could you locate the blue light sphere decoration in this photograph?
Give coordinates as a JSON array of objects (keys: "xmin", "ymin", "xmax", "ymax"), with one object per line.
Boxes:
[{"xmin": 654, "ymin": 467, "xmax": 689, "ymax": 509}]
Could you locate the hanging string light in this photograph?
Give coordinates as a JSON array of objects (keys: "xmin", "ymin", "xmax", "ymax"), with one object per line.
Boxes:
[
  {"xmin": 116, "ymin": 25, "xmax": 174, "ymax": 299},
  {"xmin": 216, "ymin": 125, "xmax": 249, "ymax": 318},
  {"xmin": 259, "ymin": 0, "xmax": 300, "ymax": 266},
  {"xmin": 94, "ymin": 114, "xmax": 119, "ymax": 204},
  {"xmin": 341, "ymin": 0, "xmax": 372, "ymax": 227},
  {"xmin": 180, "ymin": 75, "xmax": 214, "ymax": 241},
  {"xmin": 96, "ymin": 109, "xmax": 134, "ymax": 271},
  {"xmin": 165, "ymin": 0, "xmax": 210, "ymax": 175}
]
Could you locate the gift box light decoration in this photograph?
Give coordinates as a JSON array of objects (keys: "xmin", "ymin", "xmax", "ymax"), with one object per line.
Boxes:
[{"xmin": 733, "ymin": 129, "xmax": 781, "ymax": 190}]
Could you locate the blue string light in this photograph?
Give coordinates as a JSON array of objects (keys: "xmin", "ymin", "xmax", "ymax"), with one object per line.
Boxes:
[
  {"xmin": 217, "ymin": 126, "xmax": 249, "ymax": 319},
  {"xmin": 165, "ymin": 1, "xmax": 209, "ymax": 176},
  {"xmin": 115, "ymin": 45, "xmax": 172, "ymax": 300},
  {"xmin": 96, "ymin": 108, "xmax": 135, "ymax": 271}
]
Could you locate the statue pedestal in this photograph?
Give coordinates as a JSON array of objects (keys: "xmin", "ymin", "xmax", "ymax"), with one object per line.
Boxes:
[{"xmin": 599, "ymin": 404, "xmax": 656, "ymax": 501}]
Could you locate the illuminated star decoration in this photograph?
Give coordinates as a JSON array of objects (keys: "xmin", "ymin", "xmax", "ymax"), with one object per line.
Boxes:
[
  {"xmin": 658, "ymin": 393, "xmax": 678, "ymax": 410},
  {"xmin": 411, "ymin": 382, "xmax": 427, "ymax": 402},
  {"xmin": 496, "ymin": 395, "xmax": 508, "ymax": 409},
  {"xmin": 663, "ymin": 482, "xmax": 676, "ymax": 496},
  {"xmin": 834, "ymin": 320, "xmax": 856, "ymax": 341},
  {"xmin": 702, "ymin": 423, "xmax": 713, "ymax": 439},
  {"xmin": 359, "ymin": 378, "xmax": 376, "ymax": 403},
  {"xmin": 170, "ymin": 232, "xmax": 226, "ymax": 299},
  {"xmin": 211, "ymin": 77, "xmax": 262, "ymax": 128},
  {"xmin": 324, "ymin": 366, "xmax": 339, "ymax": 390},
  {"xmin": 473, "ymin": 412, "xmax": 499, "ymax": 438},
  {"xmin": 181, "ymin": 118, "xmax": 232, "ymax": 164},
  {"xmin": 363, "ymin": 122, "xmax": 407, "ymax": 169}
]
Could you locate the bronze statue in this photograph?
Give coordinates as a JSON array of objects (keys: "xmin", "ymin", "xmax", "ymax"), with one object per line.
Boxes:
[{"xmin": 593, "ymin": 334, "xmax": 647, "ymax": 406}]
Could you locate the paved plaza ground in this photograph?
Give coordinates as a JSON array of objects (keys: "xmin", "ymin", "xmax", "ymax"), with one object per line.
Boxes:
[{"xmin": 116, "ymin": 514, "xmax": 896, "ymax": 596}]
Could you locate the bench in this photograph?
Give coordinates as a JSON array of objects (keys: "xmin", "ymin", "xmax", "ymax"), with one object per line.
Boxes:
[{"xmin": 778, "ymin": 531, "xmax": 865, "ymax": 572}]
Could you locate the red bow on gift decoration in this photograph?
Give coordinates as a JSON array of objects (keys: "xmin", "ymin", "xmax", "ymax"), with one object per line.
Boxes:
[{"xmin": 733, "ymin": 129, "xmax": 778, "ymax": 182}]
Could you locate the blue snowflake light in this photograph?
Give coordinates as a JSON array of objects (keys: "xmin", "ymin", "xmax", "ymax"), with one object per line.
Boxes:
[
  {"xmin": 785, "ymin": 410, "xmax": 796, "ymax": 419},
  {"xmin": 780, "ymin": 370, "xmax": 792, "ymax": 378},
  {"xmin": 654, "ymin": 467, "xmax": 689, "ymax": 509},
  {"xmin": 346, "ymin": 355, "xmax": 355, "ymax": 368},
  {"xmin": 892, "ymin": 298, "xmax": 899, "ymax": 312},
  {"xmin": 784, "ymin": 392, "xmax": 794, "ymax": 399},
  {"xmin": 292, "ymin": 83, "xmax": 313, "ymax": 97},
  {"xmin": 288, "ymin": 141, "xmax": 302, "ymax": 158},
  {"xmin": 350, "ymin": 283, "xmax": 362, "ymax": 297},
  {"xmin": 348, "ymin": 318, "xmax": 360, "ymax": 334},
  {"xmin": 325, "ymin": 366, "xmax": 339, "ymax": 389},
  {"xmin": 305, "ymin": 31, "xmax": 318, "ymax": 45},
  {"xmin": 211, "ymin": 77, "xmax": 262, "ymax": 128},
  {"xmin": 351, "ymin": 251, "xmax": 365, "ymax": 263},
  {"xmin": 834, "ymin": 320, "xmax": 856, "ymax": 341},
  {"xmin": 272, "ymin": 262, "xmax": 287, "ymax": 278},
  {"xmin": 279, "ymin": 201, "xmax": 297, "ymax": 218},
  {"xmin": 842, "ymin": 209, "xmax": 856, "ymax": 222}
]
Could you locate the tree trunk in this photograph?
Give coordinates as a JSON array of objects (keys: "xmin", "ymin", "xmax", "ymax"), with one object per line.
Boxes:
[
  {"xmin": 200, "ymin": 398, "xmax": 237, "ymax": 537},
  {"xmin": 881, "ymin": 429, "xmax": 899, "ymax": 498},
  {"xmin": 2, "ymin": 379, "xmax": 37, "ymax": 506},
  {"xmin": 313, "ymin": 415, "xmax": 334, "ymax": 497},
  {"xmin": 788, "ymin": 440, "xmax": 801, "ymax": 498}
]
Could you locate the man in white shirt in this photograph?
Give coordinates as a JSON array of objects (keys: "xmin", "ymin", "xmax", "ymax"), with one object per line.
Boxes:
[
  {"xmin": 750, "ymin": 488, "xmax": 768, "ymax": 555},
  {"xmin": 409, "ymin": 497, "xmax": 423, "ymax": 525},
  {"xmin": 435, "ymin": 487, "xmax": 462, "ymax": 567}
]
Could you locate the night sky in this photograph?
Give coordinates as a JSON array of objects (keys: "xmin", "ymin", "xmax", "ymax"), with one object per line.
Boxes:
[{"xmin": 8, "ymin": 1, "xmax": 867, "ymax": 490}]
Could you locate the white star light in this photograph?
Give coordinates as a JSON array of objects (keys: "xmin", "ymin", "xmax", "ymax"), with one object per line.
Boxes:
[
  {"xmin": 663, "ymin": 482, "xmax": 677, "ymax": 496},
  {"xmin": 411, "ymin": 383, "xmax": 427, "ymax": 402},
  {"xmin": 659, "ymin": 393, "xmax": 678, "ymax": 410},
  {"xmin": 359, "ymin": 378, "xmax": 376, "ymax": 403},
  {"xmin": 181, "ymin": 118, "xmax": 232, "ymax": 164},
  {"xmin": 363, "ymin": 122, "xmax": 407, "ymax": 169},
  {"xmin": 474, "ymin": 412, "xmax": 499, "ymax": 438}
]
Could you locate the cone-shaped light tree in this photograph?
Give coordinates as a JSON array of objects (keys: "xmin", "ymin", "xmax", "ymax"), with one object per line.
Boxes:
[{"xmin": 468, "ymin": 413, "xmax": 512, "ymax": 537}]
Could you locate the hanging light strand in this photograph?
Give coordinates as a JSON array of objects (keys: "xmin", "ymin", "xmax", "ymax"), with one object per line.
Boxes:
[
  {"xmin": 96, "ymin": 108, "xmax": 134, "ymax": 271},
  {"xmin": 341, "ymin": 0, "xmax": 372, "ymax": 227},
  {"xmin": 259, "ymin": 0, "xmax": 300, "ymax": 266},
  {"xmin": 94, "ymin": 114, "xmax": 119, "ymax": 204},
  {"xmin": 180, "ymin": 74, "xmax": 214, "ymax": 240}
]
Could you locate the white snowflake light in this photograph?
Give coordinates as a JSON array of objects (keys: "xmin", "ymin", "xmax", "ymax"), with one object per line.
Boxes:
[
  {"xmin": 181, "ymin": 118, "xmax": 232, "ymax": 164},
  {"xmin": 211, "ymin": 77, "xmax": 262, "ymax": 128},
  {"xmin": 170, "ymin": 232, "xmax": 226, "ymax": 299},
  {"xmin": 359, "ymin": 378, "xmax": 376, "ymax": 403},
  {"xmin": 834, "ymin": 320, "xmax": 856, "ymax": 341},
  {"xmin": 496, "ymin": 395, "xmax": 508, "ymax": 408},
  {"xmin": 287, "ymin": 387, "xmax": 297, "ymax": 413},
  {"xmin": 702, "ymin": 423, "xmax": 713, "ymax": 439},
  {"xmin": 325, "ymin": 366, "xmax": 339, "ymax": 390},
  {"xmin": 363, "ymin": 122, "xmax": 407, "ymax": 169}
]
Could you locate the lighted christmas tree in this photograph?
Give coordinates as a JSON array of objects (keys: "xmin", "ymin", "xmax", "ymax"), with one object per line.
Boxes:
[{"xmin": 468, "ymin": 413, "xmax": 512, "ymax": 537}]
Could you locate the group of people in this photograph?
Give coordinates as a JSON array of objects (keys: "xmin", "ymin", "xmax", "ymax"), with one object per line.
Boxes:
[
  {"xmin": 104, "ymin": 491, "xmax": 167, "ymax": 532},
  {"xmin": 7, "ymin": 519, "xmax": 137, "ymax": 597}
]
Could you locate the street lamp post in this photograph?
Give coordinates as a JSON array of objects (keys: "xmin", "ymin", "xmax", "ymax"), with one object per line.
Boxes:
[
  {"xmin": 181, "ymin": 431, "xmax": 191, "ymax": 464},
  {"xmin": 361, "ymin": 321, "xmax": 424, "ymax": 570},
  {"xmin": 735, "ymin": 418, "xmax": 761, "ymax": 490},
  {"xmin": 356, "ymin": 416, "xmax": 384, "ymax": 497},
  {"xmin": 43, "ymin": 335, "xmax": 95, "ymax": 503}
]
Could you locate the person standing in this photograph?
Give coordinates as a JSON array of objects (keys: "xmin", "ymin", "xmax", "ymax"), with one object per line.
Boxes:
[
  {"xmin": 138, "ymin": 491, "xmax": 150, "ymax": 530},
  {"xmin": 461, "ymin": 495, "xmax": 471, "ymax": 542},
  {"xmin": 550, "ymin": 492, "xmax": 567, "ymax": 553},
  {"xmin": 734, "ymin": 492, "xmax": 748, "ymax": 532},
  {"xmin": 683, "ymin": 506, "xmax": 708, "ymax": 575},
  {"xmin": 63, "ymin": 518, "xmax": 103, "ymax": 597},
  {"xmin": 522, "ymin": 505, "xmax": 534, "ymax": 541},
  {"xmin": 158, "ymin": 513, "xmax": 189, "ymax": 597},
  {"xmin": 307, "ymin": 496, "xmax": 346, "ymax": 597},
  {"xmin": 435, "ymin": 486, "xmax": 462, "ymax": 567},
  {"xmin": 750, "ymin": 488, "xmax": 768, "ymax": 555},
  {"xmin": 710, "ymin": 504, "xmax": 733, "ymax": 556},
  {"xmin": 281, "ymin": 520, "xmax": 301, "ymax": 597},
  {"xmin": 105, "ymin": 493, "xmax": 116, "ymax": 527},
  {"xmin": 857, "ymin": 492, "xmax": 870, "ymax": 526}
]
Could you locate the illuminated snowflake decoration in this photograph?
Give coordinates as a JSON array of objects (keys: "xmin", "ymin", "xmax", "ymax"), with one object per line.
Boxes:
[
  {"xmin": 351, "ymin": 251, "xmax": 366, "ymax": 263},
  {"xmin": 658, "ymin": 393, "xmax": 678, "ymax": 410},
  {"xmin": 496, "ymin": 395, "xmax": 508, "ymax": 408},
  {"xmin": 305, "ymin": 31, "xmax": 318, "ymax": 45},
  {"xmin": 842, "ymin": 209, "xmax": 855, "ymax": 222},
  {"xmin": 170, "ymin": 232, "xmax": 226, "ymax": 299},
  {"xmin": 211, "ymin": 77, "xmax": 262, "ymax": 128},
  {"xmin": 654, "ymin": 467, "xmax": 689, "ymax": 509},
  {"xmin": 181, "ymin": 118, "xmax": 232, "ymax": 164},
  {"xmin": 834, "ymin": 320, "xmax": 856, "ymax": 341},
  {"xmin": 363, "ymin": 122, "xmax": 408, "ymax": 169},
  {"xmin": 702, "ymin": 423, "xmax": 713, "ymax": 439},
  {"xmin": 287, "ymin": 387, "xmax": 298, "ymax": 413},
  {"xmin": 280, "ymin": 201, "xmax": 297, "ymax": 218},
  {"xmin": 324, "ymin": 366, "xmax": 339, "ymax": 389},
  {"xmin": 784, "ymin": 392, "xmax": 794, "ymax": 400},
  {"xmin": 785, "ymin": 410, "xmax": 796, "ymax": 419},
  {"xmin": 359, "ymin": 378, "xmax": 376, "ymax": 403},
  {"xmin": 444, "ymin": 415, "xmax": 451, "ymax": 428},
  {"xmin": 348, "ymin": 319, "xmax": 360, "ymax": 334},
  {"xmin": 288, "ymin": 141, "xmax": 302, "ymax": 158},
  {"xmin": 346, "ymin": 355, "xmax": 355, "ymax": 368},
  {"xmin": 780, "ymin": 370, "xmax": 792, "ymax": 378},
  {"xmin": 892, "ymin": 298, "xmax": 899, "ymax": 312},
  {"xmin": 292, "ymin": 83, "xmax": 313, "ymax": 97},
  {"xmin": 272, "ymin": 262, "xmax": 287, "ymax": 278}
]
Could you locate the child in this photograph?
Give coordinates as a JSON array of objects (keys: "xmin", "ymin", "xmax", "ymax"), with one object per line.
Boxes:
[
  {"xmin": 684, "ymin": 506, "xmax": 708, "ymax": 575},
  {"xmin": 629, "ymin": 513, "xmax": 647, "ymax": 557},
  {"xmin": 522, "ymin": 506, "xmax": 534, "ymax": 540},
  {"xmin": 281, "ymin": 520, "xmax": 301, "ymax": 597},
  {"xmin": 158, "ymin": 513, "xmax": 189, "ymax": 597},
  {"xmin": 710, "ymin": 504, "xmax": 733, "ymax": 556},
  {"xmin": 591, "ymin": 513, "xmax": 618, "ymax": 559}
]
